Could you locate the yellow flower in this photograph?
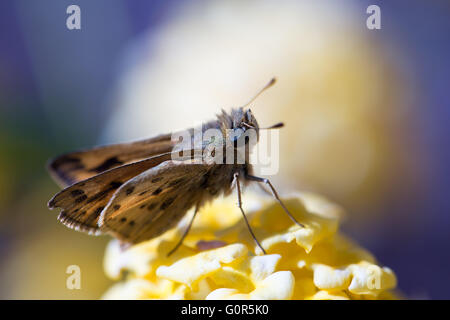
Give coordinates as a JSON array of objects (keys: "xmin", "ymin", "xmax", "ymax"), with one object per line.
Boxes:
[{"xmin": 102, "ymin": 193, "xmax": 398, "ymax": 300}]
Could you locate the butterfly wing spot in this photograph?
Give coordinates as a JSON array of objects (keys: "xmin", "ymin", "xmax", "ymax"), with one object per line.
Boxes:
[
  {"xmin": 147, "ymin": 203, "xmax": 157, "ymax": 211},
  {"xmin": 120, "ymin": 217, "xmax": 127, "ymax": 223},
  {"xmin": 70, "ymin": 189, "xmax": 85, "ymax": 197},
  {"xmin": 86, "ymin": 181, "xmax": 122, "ymax": 205},
  {"xmin": 168, "ymin": 178, "xmax": 184, "ymax": 187},
  {"xmin": 160, "ymin": 197, "xmax": 176, "ymax": 210},
  {"xmin": 126, "ymin": 187, "xmax": 135, "ymax": 195},
  {"xmin": 86, "ymin": 188, "xmax": 112, "ymax": 204},
  {"xmin": 75, "ymin": 195, "xmax": 88, "ymax": 203},
  {"xmin": 110, "ymin": 181, "xmax": 124, "ymax": 189},
  {"xmin": 89, "ymin": 157, "xmax": 123, "ymax": 173},
  {"xmin": 129, "ymin": 221, "xmax": 135, "ymax": 226},
  {"xmin": 113, "ymin": 204, "xmax": 121, "ymax": 211},
  {"xmin": 49, "ymin": 156, "xmax": 84, "ymax": 186},
  {"xmin": 152, "ymin": 188, "xmax": 162, "ymax": 195},
  {"xmin": 93, "ymin": 207, "xmax": 104, "ymax": 217},
  {"xmin": 54, "ymin": 156, "xmax": 81, "ymax": 166}
]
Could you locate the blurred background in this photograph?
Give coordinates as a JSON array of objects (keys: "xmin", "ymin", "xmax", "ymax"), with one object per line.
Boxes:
[{"xmin": 0, "ymin": 0, "xmax": 449, "ymax": 299}]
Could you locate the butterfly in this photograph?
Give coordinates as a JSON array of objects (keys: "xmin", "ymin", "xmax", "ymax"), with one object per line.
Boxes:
[{"xmin": 47, "ymin": 78, "xmax": 303, "ymax": 255}]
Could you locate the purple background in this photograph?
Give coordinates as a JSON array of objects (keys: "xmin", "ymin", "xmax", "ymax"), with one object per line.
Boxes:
[{"xmin": 0, "ymin": 0, "xmax": 449, "ymax": 299}]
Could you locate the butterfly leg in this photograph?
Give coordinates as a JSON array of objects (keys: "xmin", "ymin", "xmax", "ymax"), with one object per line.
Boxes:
[
  {"xmin": 245, "ymin": 174, "xmax": 305, "ymax": 228},
  {"xmin": 167, "ymin": 205, "xmax": 200, "ymax": 256},
  {"xmin": 234, "ymin": 172, "xmax": 266, "ymax": 254},
  {"xmin": 256, "ymin": 180, "xmax": 273, "ymax": 196}
]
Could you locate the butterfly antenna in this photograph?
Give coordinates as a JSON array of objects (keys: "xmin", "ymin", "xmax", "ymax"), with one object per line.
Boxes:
[
  {"xmin": 240, "ymin": 77, "xmax": 277, "ymax": 108},
  {"xmin": 261, "ymin": 122, "xmax": 284, "ymax": 129},
  {"xmin": 243, "ymin": 122, "xmax": 284, "ymax": 131}
]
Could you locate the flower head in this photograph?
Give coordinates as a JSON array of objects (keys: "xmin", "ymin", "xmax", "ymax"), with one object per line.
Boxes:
[{"xmin": 102, "ymin": 193, "xmax": 397, "ymax": 300}]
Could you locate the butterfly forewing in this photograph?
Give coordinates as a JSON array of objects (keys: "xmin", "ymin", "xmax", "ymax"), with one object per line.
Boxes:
[
  {"xmin": 99, "ymin": 160, "xmax": 213, "ymax": 243},
  {"xmin": 48, "ymin": 134, "xmax": 174, "ymax": 187},
  {"xmin": 48, "ymin": 152, "xmax": 173, "ymax": 234}
]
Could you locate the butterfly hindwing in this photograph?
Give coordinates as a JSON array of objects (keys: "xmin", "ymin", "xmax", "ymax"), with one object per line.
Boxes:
[
  {"xmin": 48, "ymin": 153, "xmax": 173, "ymax": 234},
  {"xmin": 99, "ymin": 160, "xmax": 213, "ymax": 243},
  {"xmin": 48, "ymin": 134, "xmax": 174, "ymax": 187}
]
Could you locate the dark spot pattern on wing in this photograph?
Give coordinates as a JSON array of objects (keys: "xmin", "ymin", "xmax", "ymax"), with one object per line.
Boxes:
[
  {"xmin": 110, "ymin": 181, "xmax": 123, "ymax": 189},
  {"xmin": 99, "ymin": 160, "xmax": 219, "ymax": 244},
  {"xmin": 71, "ymin": 189, "xmax": 85, "ymax": 197},
  {"xmin": 168, "ymin": 178, "xmax": 184, "ymax": 187},
  {"xmin": 152, "ymin": 188, "xmax": 162, "ymax": 195},
  {"xmin": 48, "ymin": 154, "xmax": 174, "ymax": 235},
  {"xmin": 75, "ymin": 194, "xmax": 88, "ymax": 203},
  {"xmin": 89, "ymin": 157, "xmax": 123, "ymax": 173},
  {"xmin": 49, "ymin": 156, "xmax": 84, "ymax": 185},
  {"xmin": 160, "ymin": 196, "xmax": 176, "ymax": 210},
  {"xmin": 86, "ymin": 189, "xmax": 111, "ymax": 204},
  {"xmin": 47, "ymin": 133, "xmax": 174, "ymax": 186}
]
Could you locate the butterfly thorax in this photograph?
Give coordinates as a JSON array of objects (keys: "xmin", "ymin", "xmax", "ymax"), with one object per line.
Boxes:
[
  {"xmin": 192, "ymin": 108, "xmax": 259, "ymax": 198},
  {"xmin": 212, "ymin": 107, "xmax": 260, "ymax": 164}
]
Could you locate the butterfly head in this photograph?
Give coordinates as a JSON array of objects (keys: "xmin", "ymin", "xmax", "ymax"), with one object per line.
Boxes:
[
  {"xmin": 229, "ymin": 108, "xmax": 260, "ymax": 145},
  {"xmin": 229, "ymin": 107, "xmax": 284, "ymax": 146}
]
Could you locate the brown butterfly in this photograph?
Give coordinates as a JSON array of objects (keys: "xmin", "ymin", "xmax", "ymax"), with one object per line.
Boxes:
[{"xmin": 47, "ymin": 78, "xmax": 303, "ymax": 255}]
